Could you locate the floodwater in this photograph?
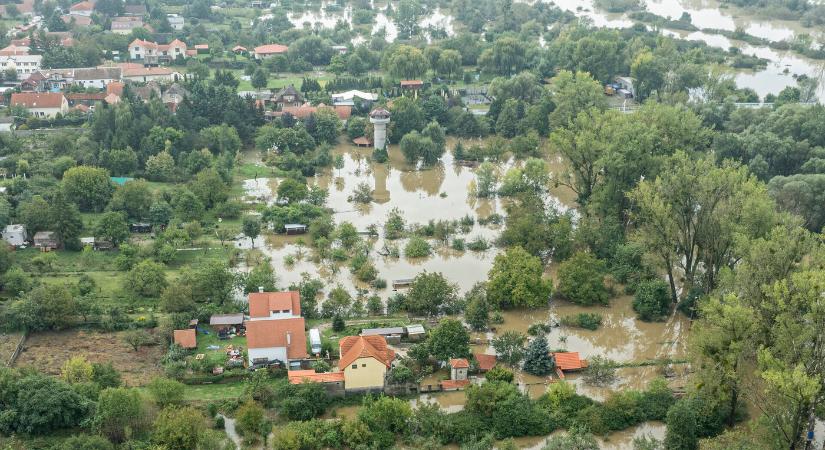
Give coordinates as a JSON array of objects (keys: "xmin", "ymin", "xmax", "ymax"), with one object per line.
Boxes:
[
  {"xmin": 240, "ymin": 139, "xmax": 573, "ymax": 302},
  {"xmin": 472, "ymin": 296, "xmax": 689, "ymax": 364},
  {"xmin": 513, "ymin": 421, "xmax": 666, "ymax": 450}
]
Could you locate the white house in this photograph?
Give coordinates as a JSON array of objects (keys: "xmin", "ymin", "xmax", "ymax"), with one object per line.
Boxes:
[
  {"xmin": 167, "ymin": 14, "xmax": 184, "ymax": 30},
  {"xmin": 244, "ymin": 290, "xmax": 307, "ymax": 367},
  {"xmin": 2, "ymin": 224, "xmax": 26, "ymax": 247},
  {"xmin": 72, "ymin": 67, "xmax": 122, "ymax": 89},
  {"xmin": 0, "ymin": 55, "xmax": 42, "ymax": 77},
  {"xmin": 10, "ymin": 92, "xmax": 69, "ymax": 118},
  {"xmin": 253, "ymin": 44, "xmax": 288, "ymax": 60},
  {"xmin": 331, "ymin": 90, "xmax": 378, "ymax": 106},
  {"xmin": 122, "ymin": 67, "xmax": 181, "ymax": 83},
  {"xmin": 129, "ymin": 39, "xmax": 188, "ymax": 63}
]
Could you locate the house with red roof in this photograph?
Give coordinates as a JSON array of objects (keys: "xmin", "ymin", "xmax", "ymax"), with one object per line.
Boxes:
[
  {"xmin": 10, "ymin": 92, "xmax": 68, "ymax": 118},
  {"xmin": 68, "ymin": 1, "xmax": 94, "ymax": 16},
  {"xmin": 339, "ymin": 335, "xmax": 395, "ymax": 392},
  {"xmin": 551, "ymin": 352, "xmax": 588, "ymax": 379},
  {"xmin": 253, "ymin": 44, "xmax": 288, "ymax": 60},
  {"xmin": 129, "ymin": 39, "xmax": 188, "ymax": 64},
  {"xmin": 244, "ymin": 290, "xmax": 307, "ymax": 367}
]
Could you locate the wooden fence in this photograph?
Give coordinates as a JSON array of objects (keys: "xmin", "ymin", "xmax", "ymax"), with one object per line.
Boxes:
[{"xmin": 6, "ymin": 332, "xmax": 26, "ymax": 367}]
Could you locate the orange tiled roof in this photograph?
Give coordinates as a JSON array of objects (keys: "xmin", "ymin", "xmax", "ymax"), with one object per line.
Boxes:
[
  {"xmin": 245, "ymin": 317, "xmax": 307, "ymax": 359},
  {"xmin": 248, "ymin": 291, "xmax": 301, "ymax": 318},
  {"xmin": 173, "ymin": 329, "xmax": 196, "ymax": 349},
  {"xmin": 441, "ymin": 379, "xmax": 470, "ymax": 389},
  {"xmin": 552, "ymin": 352, "xmax": 585, "ymax": 371},
  {"xmin": 474, "ymin": 353, "xmax": 497, "ymax": 371},
  {"xmin": 339, "ymin": 335, "xmax": 395, "ymax": 370},
  {"xmin": 10, "ymin": 92, "xmax": 65, "ymax": 109},
  {"xmin": 400, "ymin": 80, "xmax": 423, "ymax": 87},
  {"xmin": 450, "ymin": 358, "xmax": 469, "ymax": 369},
  {"xmin": 254, "ymin": 44, "xmax": 288, "ymax": 54},
  {"xmin": 288, "ymin": 369, "xmax": 345, "ymax": 384}
]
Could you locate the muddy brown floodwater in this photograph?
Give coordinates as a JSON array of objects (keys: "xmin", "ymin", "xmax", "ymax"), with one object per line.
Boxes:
[{"xmin": 240, "ymin": 140, "xmax": 576, "ymax": 302}]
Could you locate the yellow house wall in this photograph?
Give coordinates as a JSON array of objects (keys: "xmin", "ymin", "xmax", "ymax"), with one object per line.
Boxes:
[{"xmin": 343, "ymin": 356, "xmax": 386, "ymax": 390}]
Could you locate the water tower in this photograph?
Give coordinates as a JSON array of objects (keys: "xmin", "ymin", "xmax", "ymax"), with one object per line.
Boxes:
[{"xmin": 369, "ymin": 108, "xmax": 391, "ymax": 150}]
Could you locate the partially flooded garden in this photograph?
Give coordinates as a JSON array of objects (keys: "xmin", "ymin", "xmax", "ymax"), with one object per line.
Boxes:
[{"xmin": 240, "ymin": 136, "xmax": 691, "ymax": 448}]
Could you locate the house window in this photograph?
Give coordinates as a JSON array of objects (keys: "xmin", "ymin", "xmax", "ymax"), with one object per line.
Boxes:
[{"xmin": 351, "ymin": 364, "xmax": 357, "ymax": 369}]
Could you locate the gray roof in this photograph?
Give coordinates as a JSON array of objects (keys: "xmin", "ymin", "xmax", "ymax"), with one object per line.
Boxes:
[
  {"xmin": 405, "ymin": 324, "xmax": 425, "ymax": 334},
  {"xmin": 33, "ymin": 231, "xmax": 56, "ymax": 239},
  {"xmin": 73, "ymin": 67, "xmax": 121, "ymax": 80},
  {"xmin": 361, "ymin": 327, "xmax": 405, "ymax": 336},
  {"xmin": 0, "ymin": 116, "xmax": 14, "ymax": 124},
  {"xmin": 210, "ymin": 313, "xmax": 245, "ymax": 326}
]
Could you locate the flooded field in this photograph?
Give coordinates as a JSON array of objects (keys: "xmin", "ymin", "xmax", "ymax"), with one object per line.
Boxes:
[{"xmin": 240, "ymin": 140, "xmax": 575, "ymax": 302}]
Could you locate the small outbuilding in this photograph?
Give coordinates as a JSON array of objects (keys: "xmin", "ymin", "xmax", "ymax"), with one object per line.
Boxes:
[
  {"xmin": 209, "ymin": 313, "xmax": 245, "ymax": 337},
  {"xmin": 449, "ymin": 358, "xmax": 469, "ymax": 381},
  {"xmin": 2, "ymin": 224, "xmax": 26, "ymax": 247},
  {"xmin": 130, "ymin": 222, "xmax": 152, "ymax": 233},
  {"xmin": 473, "ymin": 353, "xmax": 497, "ymax": 372},
  {"xmin": 33, "ymin": 231, "xmax": 59, "ymax": 250},
  {"xmin": 173, "ymin": 329, "xmax": 197, "ymax": 349},
  {"xmin": 405, "ymin": 324, "xmax": 426, "ymax": 342},
  {"xmin": 284, "ymin": 224, "xmax": 307, "ymax": 235}
]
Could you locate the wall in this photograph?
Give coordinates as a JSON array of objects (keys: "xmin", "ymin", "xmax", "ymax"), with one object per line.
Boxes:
[
  {"xmin": 343, "ymin": 357, "xmax": 386, "ymax": 391},
  {"xmin": 247, "ymin": 346, "xmax": 286, "ymax": 365}
]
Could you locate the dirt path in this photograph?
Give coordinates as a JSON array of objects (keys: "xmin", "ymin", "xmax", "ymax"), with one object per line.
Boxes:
[{"xmin": 218, "ymin": 414, "xmax": 241, "ymax": 449}]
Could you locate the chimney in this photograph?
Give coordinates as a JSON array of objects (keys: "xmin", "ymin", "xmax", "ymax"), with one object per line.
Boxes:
[
  {"xmin": 258, "ymin": 286, "xmax": 264, "ymax": 293},
  {"xmin": 286, "ymin": 332, "xmax": 291, "ymax": 345}
]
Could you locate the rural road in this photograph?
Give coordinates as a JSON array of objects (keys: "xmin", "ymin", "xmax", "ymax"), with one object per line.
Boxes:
[{"xmin": 218, "ymin": 414, "xmax": 241, "ymax": 449}]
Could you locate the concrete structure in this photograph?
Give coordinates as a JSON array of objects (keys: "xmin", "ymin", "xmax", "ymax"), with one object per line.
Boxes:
[
  {"xmin": 1, "ymin": 224, "xmax": 26, "ymax": 247},
  {"xmin": 369, "ymin": 108, "xmax": 390, "ymax": 150},
  {"xmin": 10, "ymin": 93, "xmax": 68, "ymax": 118},
  {"xmin": 0, "ymin": 54, "xmax": 42, "ymax": 77},
  {"xmin": 339, "ymin": 335, "xmax": 395, "ymax": 392}
]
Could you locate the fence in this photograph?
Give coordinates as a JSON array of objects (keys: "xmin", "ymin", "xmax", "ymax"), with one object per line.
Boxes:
[{"xmin": 6, "ymin": 332, "xmax": 26, "ymax": 367}]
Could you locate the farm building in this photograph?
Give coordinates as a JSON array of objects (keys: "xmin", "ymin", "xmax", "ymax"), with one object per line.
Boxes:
[{"xmin": 33, "ymin": 231, "xmax": 59, "ymax": 250}]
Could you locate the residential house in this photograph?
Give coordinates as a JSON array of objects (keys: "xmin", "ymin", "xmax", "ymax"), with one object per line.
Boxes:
[
  {"xmin": 10, "ymin": 92, "xmax": 68, "ymax": 118},
  {"xmin": 68, "ymin": 1, "xmax": 94, "ymax": 16},
  {"xmin": 111, "ymin": 17, "xmax": 144, "ymax": 35},
  {"xmin": 244, "ymin": 290, "xmax": 308, "ymax": 367},
  {"xmin": 62, "ymin": 15, "xmax": 93, "ymax": 27},
  {"xmin": 271, "ymin": 85, "xmax": 303, "ymax": 109},
  {"xmin": 551, "ymin": 352, "xmax": 588, "ymax": 379},
  {"xmin": 33, "ymin": 231, "xmax": 59, "ymax": 250},
  {"xmin": 1, "ymin": 224, "xmax": 26, "ymax": 247},
  {"xmin": 253, "ymin": 44, "xmax": 288, "ymax": 59},
  {"xmin": 161, "ymin": 83, "xmax": 188, "ymax": 112},
  {"xmin": 0, "ymin": 54, "xmax": 42, "ymax": 77},
  {"xmin": 0, "ymin": 44, "xmax": 31, "ymax": 56},
  {"xmin": 122, "ymin": 67, "xmax": 182, "ymax": 83},
  {"xmin": 331, "ymin": 90, "xmax": 378, "ymax": 107},
  {"xmin": 167, "ymin": 14, "xmax": 184, "ymax": 30},
  {"xmin": 339, "ymin": 335, "xmax": 395, "ymax": 392},
  {"xmin": 232, "ymin": 45, "xmax": 247, "ymax": 55},
  {"xmin": 129, "ymin": 39, "xmax": 188, "ymax": 64},
  {"xmin": 173, "ymin": 329, "xmax": 197, "ymax": 349},
  {"xmin": 65, "ymin": 92, "xmax": 107, "ymax": 107},
  {"xmin": 124, "ymin": 4, "xmax": 147, "ymax": 16},
  {"xmin": 449, "ymin": 358, "xmax": 469, "ymax": 381},
  {"xmin": 473, "ymin": 353, "xmax": 497, "ymax": 373},
  {"xmin": 265, "ymin": 103, "xmax": 351, "ymax": 123},
  {"xmin": 73, "ymin": 67, "xmax": 122, "ymax": 89}
]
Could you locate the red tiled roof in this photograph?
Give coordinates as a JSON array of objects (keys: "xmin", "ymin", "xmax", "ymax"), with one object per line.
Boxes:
[
  {"xmin": 334, "ymin": 105, "xmax": 352, "ymax": 120},
  {"xmin": 254, "ymin": 44, "xmax": 288, "ymax": 55},
  {"xmin": 288, "ymin": 369, "xmax": 345, "ymax": 384},
  {"xmin": 123, "ymin": 67, "xmax": 174, "ymax": 77},
  {"xmin": 104, "ymin": 93, "xmax": 120, "ymax": 104},
  {"xmin": 62, "ymin": 15, "xmax": 92, "ymax": 26},
  {"xmin": 245, "ymin": 317, "xmax": 308, "ymax": 359},
  {"xmin": 10, "ymin": 93, "xmax": 65, "ymax": 109},
  {"xmin": 248, "ymin": 291, "xmax": 301, "ymax": 318},
  {"xmin": 400, "ymin": 80, "xmax": 423, "ymax": 87},
  {"xmin": 450, "ymin": 358, "xmax": 469, "ymax": 369},
  {"xmin": 107, "ymin": 81, "xmax": 125, "ymax": 96},
  {"xmin": 173, "ymin": 329, "xmax": 196, "ymax": 349},
  {"xmin": 441, "ymin": 379, "xmax": 470, "ymax": 390},
  {"xmin": 474, "ymin": 353, "xmax": 497, "ymax": 371},
  {"xmin": 0, "ymin": 44, "xmax": 29, "ymax": 56},
  {"xmin": 232, "ymin": 45, "xmax": 247, "ymax": 52},
  {"xmin": 69, "ymin": 1, "xmax": 94, "ymax": 11},
  {"xmin": 552, "ymin": 352, "xmax": 585, "ymax": 371},
  {"xmin": 339, "ymin": 335, "xmax": 395, "ymax": 370},
  {"xmin": 353, "ymin": 136, "xmax": 372, "ymax": 146},
  {"xmin": 194, "ymin": 44, "xmax": 209, "ymax": 50}
]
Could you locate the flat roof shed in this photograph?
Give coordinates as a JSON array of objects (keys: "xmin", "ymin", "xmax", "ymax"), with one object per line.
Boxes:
[{"xmin": 210, "ymin": 313, "xmax": 245, "ymax": 327}]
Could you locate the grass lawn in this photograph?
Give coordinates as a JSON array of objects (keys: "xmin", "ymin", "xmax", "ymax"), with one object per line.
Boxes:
[{"xmin": 189, "ymin": 324, "xmax": 247, "ymax": 371}]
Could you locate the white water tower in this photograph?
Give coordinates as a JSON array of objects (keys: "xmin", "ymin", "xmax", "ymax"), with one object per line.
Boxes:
[{"xmin": 369, "ymin": 108, "xmax": 391, "ymax": 150}]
